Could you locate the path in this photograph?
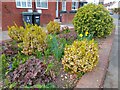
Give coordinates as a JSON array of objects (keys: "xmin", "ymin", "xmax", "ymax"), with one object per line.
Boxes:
[{"xmin": 103, "ymin": 14, "xmax": 119, "ymax": 88}]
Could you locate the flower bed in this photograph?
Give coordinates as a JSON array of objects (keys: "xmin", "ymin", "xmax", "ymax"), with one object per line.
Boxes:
[
  {"xmin": 0, "ymin": 27, "xmax": 80, "ymax": 88},
  {"xmin": 0, "ymin": 24, "xmax": 104, "ymax": 89},
  {"xmin": 0, "ymin": 4, "xmax": 114, "ymax": 89}
]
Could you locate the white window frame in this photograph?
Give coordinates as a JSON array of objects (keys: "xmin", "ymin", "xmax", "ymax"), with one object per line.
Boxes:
[
  {"xmin": 16, "ymin": 0, "xmax": 32, "ymax": 8},
  {"xmin": 62, "ymin": 0, "xmax": 66, "ymax": 11},
  {"xmin": 35, "ymin": 0, "xmax": 48, "ymax": 9},
  {"xmin": 72, "ymin": 0, "xmax": 79, "ymax": 10}
]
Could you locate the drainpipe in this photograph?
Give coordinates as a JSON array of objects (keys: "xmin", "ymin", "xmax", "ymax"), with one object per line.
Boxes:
[{"xmin": 33, "ymin": 0, "xmax": 36, "ymax": 12}]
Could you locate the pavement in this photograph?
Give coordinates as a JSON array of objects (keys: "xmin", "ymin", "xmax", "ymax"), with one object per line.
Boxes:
[
  {"xmin": 0, "ymin": 31, "xmax": 10, "ymax": 42},
  {"xmin": 103, "ymin": 14, "xmax": 119, "ymax": 88}
]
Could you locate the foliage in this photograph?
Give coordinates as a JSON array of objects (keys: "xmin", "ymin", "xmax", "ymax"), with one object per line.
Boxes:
[
  {"xmin": 62, "ymin": 39, "xmax": 99, "ymax": 74},
  {"xmin": 2, "ymin": 40, "xmax": 18, "ymax": 56},
  {"xmin": 11, "ymin": 58, "xmax": 53, "ymax": 86},
  {"xmin": 61, "ymin": 26, "xmax": 70, "ymax": 34},
  {"xmin": 24, "ymin": 83, "xmax": 57, "ymax": 88},
  {"xmin": 11, "ymin": 52, "xmax": 30, "ymax": 71},
  {"xmin": 46, "ymin": 21, "xmax": 60, "ymax": 34},
  {"xmin": 22, "ymin": 24, "xmax": 47, "ymax": 55},
  {"xmin": 45, "ymin": 62, "xmax": 54, "ymax": 73},
  {"xmin": 73, "ymin": 3, "xmax": 114, "ymax": 38},
  {"xmin": 3, "ymin": 79, "xmax": 17, "ymax": 89},
  {"xmin": 35, "ymin": 50, "xmax": 43, "ymax": 60},
  {"xmin": 1, "ymin": 54, "xmax": 8, "ymax": 79},
  {"xmin": 1, "ymin": 52, "xmax": 29, "ymax": 77},
  {"xmin": 59, "ymin": 31, "xmax": 77, "ymax": 41},
  {"xmin": 46, "ymin": 35, "xmax": 66, "ymax": 61},
  {"xmin": 8, "ymin": 23, "xmax": 25, "ymax": 42},
  {"xmin": 44, "ymin": 48, "xmax": 51, "ymax": 60}
]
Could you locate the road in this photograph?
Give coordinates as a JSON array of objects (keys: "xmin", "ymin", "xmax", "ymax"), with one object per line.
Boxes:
[{"xmin": 103, "ymin": 14, "xmax": 119, "ymax": 88}]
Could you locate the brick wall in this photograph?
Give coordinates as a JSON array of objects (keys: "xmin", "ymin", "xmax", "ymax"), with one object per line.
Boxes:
[
  {"xmin": 60, "ymin": 1, "xmax": 75, "ymax": 24},
  {"xmin": 39, "ymin": 2, "xmax": 56, "ymax": 25},
  {"xmin": 2, "ymin": 2, "xmax": 31, "ymax": 31},
  {"xmin": 2, "ymin": 1, "xmax": 74, "ymax": 31},
  {"xmin": 61, "ymin": 13, "xmax": 75, "ymax": 24},
  {"xmin": 2, "ymin": 2, "xmax": 56, "ymax": 31}
]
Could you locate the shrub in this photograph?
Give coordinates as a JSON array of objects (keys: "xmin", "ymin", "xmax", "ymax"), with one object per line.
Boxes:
[
  {"xmin": 22, "ymin": 24, "xmax": 47, "ymax": 55},
  {"xmin": 62, "ymin": 39, "xmax": 99, "ymax": 74},
  {"xmin": 11, "ymin": 58, "xmax": 53, "ymax": 86},
  {"xmin": 73, "ymin": 3, "xmax": 114, "ymax": 38},
  {"xmin": 8, "ymin": 24, "xmax": 25, "ymax": 42},
  {"xmin": 46, "ymin": 21, "xmax": 60, "ymax": 34}
]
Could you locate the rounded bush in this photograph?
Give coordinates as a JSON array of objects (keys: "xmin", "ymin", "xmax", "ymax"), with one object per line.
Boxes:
[
  {"xmin": 22, "ymin": 24, "xmax": 47, "ymax": 55},
  {"xmin": 62, "ymin": 39, "xmax": 99, "ymax": 74},
  {"xmin": 73, "ymin": 4, "xmax": 114, "ymax": 38},
  {"xmin": 46, "ymin": 21, "xmax": 60, "ymax": 34}
]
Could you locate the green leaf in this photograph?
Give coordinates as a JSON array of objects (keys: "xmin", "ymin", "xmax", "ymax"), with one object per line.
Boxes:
[
  {"xmin": 33, "ymin": 84, "xmax": 42, "ymax": 88},
  {"xmin": 9, "ymin": 82, "xmax": 17, "ymax": 88},
  {"xmin": 46, "ymin": 62, "xmax": 54, "ymax": 72}
]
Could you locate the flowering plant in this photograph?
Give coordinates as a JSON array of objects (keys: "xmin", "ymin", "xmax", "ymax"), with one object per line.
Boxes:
[{"xmin": 77, "ymin": 31, "xmax": 94, "ymax": 41}]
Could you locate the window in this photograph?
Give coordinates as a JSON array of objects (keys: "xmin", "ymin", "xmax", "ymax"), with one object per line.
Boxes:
[
  {"xmin": 16, "ymin": 0, "xmax": 32, "ymax": 8},
  {"xmin": 62, "ymin": 0, "xmax": 66, "ymax": 11},
  {"xmin": 36, "ymin": 0, "xmax": 48, "ymax": 9},
  {"xmin": 72, "ymin": 0, "xmax": 79, "ymax": 10}
]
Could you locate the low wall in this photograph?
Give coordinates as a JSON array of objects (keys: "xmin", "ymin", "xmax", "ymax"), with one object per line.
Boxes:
[{"xmin": 61, "ymin": 13, "xmax": 75, "ymax": 24}]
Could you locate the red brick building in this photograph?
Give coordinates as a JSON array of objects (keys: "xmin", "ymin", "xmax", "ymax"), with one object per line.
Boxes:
[{"xmin": 1, "ymin": 0, "xmax": 87, "ymax": 31}]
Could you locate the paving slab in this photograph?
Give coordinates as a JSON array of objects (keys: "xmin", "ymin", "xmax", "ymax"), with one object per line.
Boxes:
[{"xmin": 0, "ymin": 31, "xmax": 10, "ymax": 42}]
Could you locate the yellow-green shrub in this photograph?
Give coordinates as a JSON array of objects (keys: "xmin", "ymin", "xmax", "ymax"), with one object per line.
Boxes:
[
  {"xmin": 73, "ymin": 4, "xmax": 114, "ymax": 38},
  {"xmin": 8, "ymin": 24, "xmax": 25, "ymax": 42},
  {"xmin": 62, "ymin": 39, "xmax": 99, "ymax": 74},
  {"xmin": 22, "ymin": 24, "xmax": 47, "ymax": 55},
  {"xmin": 46, "ymin": 21, "xmax": 60, "ymax": 34}
]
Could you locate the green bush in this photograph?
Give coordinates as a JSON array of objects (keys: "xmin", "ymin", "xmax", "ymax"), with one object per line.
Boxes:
[
  {"xmin": 46, "ymin": 21, "xmax": 60, "ymax": 34},
  {"xmin": 22, "ymin": 24, "xmax": 47, "ymax": 55},
  {"xmin": 8, "ymin": 24, "xmax": 25, "ymax": 42},
  {"xmin": 73, "ymin": 3, "xmax": 114, "ymax": 38},
  {"xmin": 62, "ymin": 39, "xmax": 99, "ymax": 74}
]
